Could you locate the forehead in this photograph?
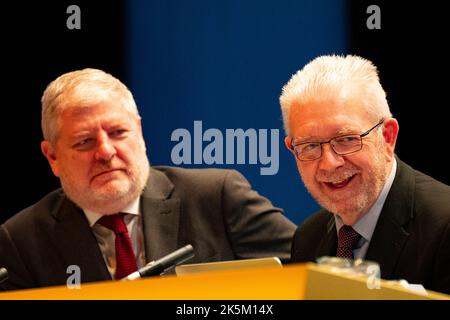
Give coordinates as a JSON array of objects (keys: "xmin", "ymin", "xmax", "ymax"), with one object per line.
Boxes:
[
  {"xmin": 58, "ymin": 100, "xmax": 137, "ymax": 131},
  {"xmin": 289, "ymin": 98, "xmax": 373, "ymax": 139},
  {"xmin": 59, "ymin": 100, "xmax": 133, "ymax": 122}
]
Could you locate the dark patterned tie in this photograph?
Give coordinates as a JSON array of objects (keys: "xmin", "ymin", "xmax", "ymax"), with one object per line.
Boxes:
[
  {"xmin": 336, "ymin": 225, "xmax": 361, "ymax": 259},
  {"xmin": 97, "ymin": 213, "xmax": 138, "ymax": 279}
]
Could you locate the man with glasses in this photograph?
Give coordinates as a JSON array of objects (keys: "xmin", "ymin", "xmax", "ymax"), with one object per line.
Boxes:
[{"xmin": 279, "ymin": 55, "xmax": 450, "ymax": 294}]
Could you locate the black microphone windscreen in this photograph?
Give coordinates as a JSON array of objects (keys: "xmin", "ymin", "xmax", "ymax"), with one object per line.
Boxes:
[{"xmin": 0, "ymin": 267, "xmax": 8, "ymax": 284}]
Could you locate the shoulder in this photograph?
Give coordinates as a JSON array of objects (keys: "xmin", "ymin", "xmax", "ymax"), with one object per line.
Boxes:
[
  {"xmin": 291, "ymin": 209, "xmax": 332, "ymax": 262},
  {"xmin": 294, "ymin": 209, "xmax": 332, "ymax": 239},
  {"xmin": 397, "ymin": 160, "xmax": 450, "ymax": 225},
  {"xmin": 2, "ymin": 189, "xmax": 66, "ymax": 234},
  {"xmin": 393, "ymin": 160, "xmax": 450, "ymax": 240},
  {"xmin": 153, "ymin": 165, "xmax": 243, "ymax": 179},
  {"xmin": 151, "ymin": 166, "xmax": 248, "ymax": 190},
  {"xmin": 412, "ymin": 169, "xmax": 450, "ymax": 240},
  {"xmin": 148, "ymin": 166, "xmax": 280, "ymax": 217},
  {"xmin": 396, "ymin": 159, "xmax": 450, "ymax": 210},
  {"xmin": 412, "ymin": 168, "xmax": 450, "ymax": 216}
]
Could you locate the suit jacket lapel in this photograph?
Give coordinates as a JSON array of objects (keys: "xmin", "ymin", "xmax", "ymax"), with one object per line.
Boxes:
[
  {"xmin": 316, "ymin": 215, "xmax": 338, "ymax": 258},
  {"xmin": 140, "ymin": 168, "xmax": 181, "ymax": 262},
  {"xmin": 50, "ymin": 197, "xmax": 111, "ymax": 282},
  {"xmin": 366, "ymin": 158, "xmax": 414, "ymax": 279}
]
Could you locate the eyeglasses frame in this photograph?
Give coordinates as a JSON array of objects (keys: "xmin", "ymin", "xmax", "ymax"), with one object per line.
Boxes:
[{"xmin": 289, "ymin": 118, "xmax": 386, "ymax": 161}]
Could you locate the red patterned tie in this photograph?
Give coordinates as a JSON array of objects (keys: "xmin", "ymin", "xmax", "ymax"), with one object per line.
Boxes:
[
  {"xmin": 97, "ymin": 213, "xmax": 138, "ymax": 279},
  {"xmin": 336, "ymin": 225, "xmax": 361, "ymax": 259}
]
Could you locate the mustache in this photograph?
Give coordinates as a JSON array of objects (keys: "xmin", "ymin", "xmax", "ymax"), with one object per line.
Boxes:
[
  {"xmin": 316, "ymin": 165, "xmax": 360, "ymax": 184},
  {"xmin": 90, "ymin": 161, "xmax": 128, "ymax": 177}
]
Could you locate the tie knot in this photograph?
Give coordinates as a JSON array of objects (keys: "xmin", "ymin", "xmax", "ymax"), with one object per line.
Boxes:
[
  {"xmin": 338, "ymin": 225, "xmax": 361, "ymax": 247},
  {"xmin": 97, "ymin": 213, "xmax": 128, "ymax": 235},
  {"xmin": 337, "ymin": 225, "xmax": 361, "ymax": 259}
]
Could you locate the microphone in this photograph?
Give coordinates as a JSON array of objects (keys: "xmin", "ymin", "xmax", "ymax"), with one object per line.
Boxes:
[
  {"xmin": 122, "ymin": 244, "xmax": 195, "ymax": 281},
  {"xmin": 0, "ymin": 267, "xmax": 8, "ymax": 284}
]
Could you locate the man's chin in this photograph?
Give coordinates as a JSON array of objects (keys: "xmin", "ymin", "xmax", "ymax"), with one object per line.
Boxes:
[
  {"xmin": 64, "ymin": 186, "xmax": 137, "ymax": 214},
  {"xmin": 90, "ymin": 186, "xmax": 136, "ymax": 203},
  {"xmin": 90, "ymin": 177, "xmax": 130, "ymax": 190},
  {"xmin": 81, "ymin": 195, "xmax": 134, "ymax": 214},
  {"xmin": 321, "ymin": 197, "xmax": 367, "ymax": 220}
]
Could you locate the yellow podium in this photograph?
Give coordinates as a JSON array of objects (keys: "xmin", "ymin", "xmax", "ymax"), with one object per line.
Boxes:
[{"xmin": 0, "ymin": 263, "xmax": 448, "ymax": 300}]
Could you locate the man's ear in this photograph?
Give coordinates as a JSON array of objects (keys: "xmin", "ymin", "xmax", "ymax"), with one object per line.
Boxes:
[
  {"xmin": 284, "ymin": 136, "xmax": 292, "ymax": 151},
  {"xmin": 41, "ymin": 140, "xmax": 60, "ymax": 177},
  {"xmin": 136, "ymin": 116, "xmax": 148, "ymax": 152},
  {"xmin": 136, "ymin": 116, "xmax": 143, "ymax": 135},
  {"xmin": 382, "ymin": 118, "xmax": 399, "ymax": 158}
]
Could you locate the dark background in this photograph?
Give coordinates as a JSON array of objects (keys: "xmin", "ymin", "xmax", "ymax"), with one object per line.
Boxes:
[
  {"xmin": 2, "ymin": 1, "xmax": 126, "ymax": 221},
  {"xmin": 349, "ymin": 1, "xmax": 449, "ymax": 186},
  {"xmin": 1, "ymin": 1, "xmax": 448, "ymax": 224}
]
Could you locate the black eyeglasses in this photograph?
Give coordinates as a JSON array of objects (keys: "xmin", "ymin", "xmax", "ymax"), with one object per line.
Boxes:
[{"xmin": 289, "ymin": 119, "xmax": 385, "ymax": 161}]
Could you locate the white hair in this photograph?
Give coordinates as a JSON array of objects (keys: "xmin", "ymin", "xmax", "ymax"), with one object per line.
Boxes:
[
  {"xmin": 279, "ymin": 55, "xmax": 392, "ymax": 136},
  {"xmin": 41, "ymin": 68, "xmax": 140, "ymax": 144}
]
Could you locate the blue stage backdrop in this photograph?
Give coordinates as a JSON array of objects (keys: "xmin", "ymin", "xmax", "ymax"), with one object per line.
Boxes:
[{"xmin": 125, "ymin": 0, "xmax": 348, "ymax": 225}]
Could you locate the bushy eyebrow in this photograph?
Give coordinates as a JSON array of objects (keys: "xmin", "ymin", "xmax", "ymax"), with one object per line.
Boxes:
[
  {"xmin": 293, "ymin": 125, "xmax": 360, "ymax": 144},
  {"xmin": 334, "ymin": 125, "xmax": 359, "ymax": 136},
  {"xmin": 70, "ymin": 120, "xmax": 130, "ymax": 134},
  {"xmin": 70, "ymin": 130, "xmax": 93, "ymax": 140}
]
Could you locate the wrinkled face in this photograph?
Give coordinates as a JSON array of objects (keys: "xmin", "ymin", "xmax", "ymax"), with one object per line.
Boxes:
[
  {"xmin": 285, "ymin": 97, "xmax": 398, "ymax": 225},
  {"xmin": 41, "ymin": 99, "xmax": 150, "ymax": 214}
]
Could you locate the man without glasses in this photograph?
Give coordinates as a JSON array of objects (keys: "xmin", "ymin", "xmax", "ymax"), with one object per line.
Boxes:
[{"xmin": 0, "ymin": 68, "xmax": 296, "ymax": 290}]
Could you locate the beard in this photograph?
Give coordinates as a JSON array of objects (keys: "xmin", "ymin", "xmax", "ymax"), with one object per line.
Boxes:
[
  {"xmin": 59, "ymin": 151, "xmax": 150, "ymax": 214},
  {"xmin": 301, "ymin": 145, "xmax": 388, "ymax": 220}
]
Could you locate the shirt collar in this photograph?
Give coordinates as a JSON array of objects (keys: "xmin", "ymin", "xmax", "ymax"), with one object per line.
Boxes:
[
  {"xmin": 83, "ymin": 197, "xmax": 141, "ymax": 227},
  {"xmin": 335, "ymin": 158, "xmax": 397, "ymax": 241}
]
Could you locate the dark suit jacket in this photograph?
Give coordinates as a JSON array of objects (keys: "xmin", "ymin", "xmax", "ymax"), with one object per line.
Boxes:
[
  {"xmin": 0, "ymin": 167, "xmax": 295, "ymax": 291},
  {"xmin": 291, "ymin": 159, "xmax": 450, "ymax": 294}
]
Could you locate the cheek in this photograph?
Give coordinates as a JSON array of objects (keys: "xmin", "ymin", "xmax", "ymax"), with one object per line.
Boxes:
[
  {"xmin": 297, "ymin": 162, "xmax": 318, "ymax": 186},
  {"xmin": 61, "ymin": 153, "xmax": 92, "ymax": 175},
  {"xmin": 355, "ymin": 148, "xmax": 380, "ymax": 171},
  {"xmin": 116, "ymin": 141, "xmax": 143, "ymax": 162}
]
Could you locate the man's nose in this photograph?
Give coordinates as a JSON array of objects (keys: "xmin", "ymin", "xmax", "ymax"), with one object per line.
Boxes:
[
  {"xmin": 95, "ymin": 134, "xmax": 116, "ymax": 161},
  {"xmin": 317, "ymin": 143, "xmax": 345, "ymax": 171}
]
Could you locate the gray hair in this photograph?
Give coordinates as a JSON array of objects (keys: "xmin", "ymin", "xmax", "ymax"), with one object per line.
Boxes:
[
  {"xmin": 279, "ymin": 55, "xmax": 392, "ymax": 136},
  {"xmin": 41, "ymin": 68, "xmax": 140, "ymax": 144}
]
